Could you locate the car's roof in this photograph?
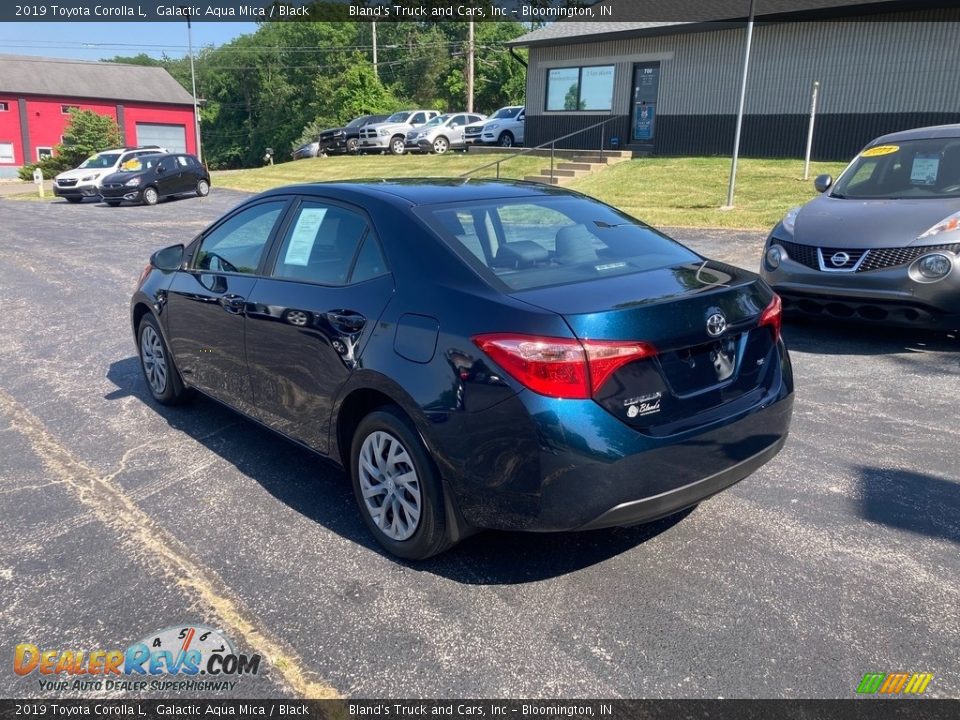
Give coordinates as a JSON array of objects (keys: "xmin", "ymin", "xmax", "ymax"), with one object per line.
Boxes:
[
  {"xmin": 258, "ymin": 178, "xmax": 578, "ymax": 206},
  {"xmin": 871, "ymin": 124, "xmax": 960, "ymax": 145}
]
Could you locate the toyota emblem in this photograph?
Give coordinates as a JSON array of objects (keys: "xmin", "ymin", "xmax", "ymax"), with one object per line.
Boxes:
[
  {"xmin": 830, "ymin": 251, "xmax": 851, "ymax": 267},
  {"xmin": 706, "ymin": 312, "xmax": 727, "ymax": 337}
]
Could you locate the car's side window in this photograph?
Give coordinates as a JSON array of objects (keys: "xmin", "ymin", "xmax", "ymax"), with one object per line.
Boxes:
[
  {"xmin": 176, "ymin": 156, "xmax": 190, "ymax": 167},
  {"xmin": 451, "ymin": 115, "xmax": 467, "ymax": 127},
  {"xmin": 349, "ymin": 236, "xmax": 389, "ymax": 284},
  {"xmin": 271, "ymin": 202, "xmax": 372, "ymax": 286},
  {"xmin": 194, "ymin": 201, "xmax": 286, "ymax": 275},
  {"xmin": 158, "ymin": 156, "xmax": 176, "ymax": 173},
  {"xmin": 411, "ymin": 113, "xmax": 426, "ymax": 125}
]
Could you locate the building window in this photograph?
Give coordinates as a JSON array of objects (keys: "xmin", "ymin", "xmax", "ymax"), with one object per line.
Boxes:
[
  {"xmin": 0, "ymin": 142, "xmax": 15, "ymax": 163},
  {"xmin": 61, "ymin": 104, "xmax": 79, "ymax": 114},
  {"xmin": 36, "ymin": 147, "xmax": 53, "ymax": 161},
  {"xmin": 0, "ymin": 102, "xmax": 9, "ymax": 112},
  {"xmin": 546, "ymin": 65, "xmax": 615, "ymax": 111}
]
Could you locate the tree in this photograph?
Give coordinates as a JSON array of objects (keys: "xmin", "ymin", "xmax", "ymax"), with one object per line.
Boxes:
[{"xmin": 18, "ymin": 108, "xmax": 123, "ymax": 180}]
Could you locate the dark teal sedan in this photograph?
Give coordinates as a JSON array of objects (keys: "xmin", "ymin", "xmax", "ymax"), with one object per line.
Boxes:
[{"xmin": 130, "ymin": 179, "xmax": 793, "ymax": 559}]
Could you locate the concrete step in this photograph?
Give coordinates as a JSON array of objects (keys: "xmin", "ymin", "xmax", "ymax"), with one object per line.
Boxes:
[
  {"xmin": 523, "ymin": 175, "xmax": 564, "ymax": 185},
  {"xmin": 571, "ymin": 154, "xmax": 630, "ymax": 165},
  {"xmin": 539, "ymin": 168, "xmax": 584, "ymax": 178},
  {"xmin": 556, "ymin": 162, "xmax": 594, "ymax": 171}
]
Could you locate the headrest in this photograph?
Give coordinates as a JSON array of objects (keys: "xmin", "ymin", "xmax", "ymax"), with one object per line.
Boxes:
[
  {"xmin": 555, "ymin": 224, "xmax": 598, "ymax": 263},
  {"xmin": 492, "ymin": 241, "xmax": 549, "ymax": 268}
]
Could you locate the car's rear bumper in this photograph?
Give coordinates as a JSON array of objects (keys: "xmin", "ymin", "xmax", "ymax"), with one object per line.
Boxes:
[{"xmin": 432, "ymin": 349, "xmax": 794, "ymax": 532}]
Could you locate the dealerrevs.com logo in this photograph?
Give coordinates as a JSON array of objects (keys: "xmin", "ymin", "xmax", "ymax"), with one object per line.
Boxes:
[{"xmin": 14, "ymin": 625, "xmax": 261, "ymax": 693}]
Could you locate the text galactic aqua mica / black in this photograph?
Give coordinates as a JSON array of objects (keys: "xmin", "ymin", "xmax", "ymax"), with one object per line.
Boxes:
[{"xmin": 130, "ymin": 179, "xmax": 793, "ymax": 559}]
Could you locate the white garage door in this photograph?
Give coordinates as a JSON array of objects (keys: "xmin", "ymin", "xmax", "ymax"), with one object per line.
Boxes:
[{"xmin": 135, "ymin": 123, "xmax": 187, "ymax": 153}]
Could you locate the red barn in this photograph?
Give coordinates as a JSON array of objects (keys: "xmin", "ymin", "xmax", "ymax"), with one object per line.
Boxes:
[{"xmin": 0, "ymin": 54, "xmax": 197, "ymax": 177}]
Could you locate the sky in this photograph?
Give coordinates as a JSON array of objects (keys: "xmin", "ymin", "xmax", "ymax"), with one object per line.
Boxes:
[{"xmin": 0, "ymin": 22, "xmax": 258, "ymax": 61}]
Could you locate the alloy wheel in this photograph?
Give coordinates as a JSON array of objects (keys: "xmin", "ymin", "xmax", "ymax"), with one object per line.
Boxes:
[
  {"xmin": 434, "ymin": 138, "xmax": 449, "ymax": 154},
  {"xmin": 358, "ymin": 430, "xmax": 422, "ymax": 541},
  {"xmin": 140, "ymin": 325, "xmax": 168, "ymax": 396},
  {"xmin": 197, "ymin": 180, "xmax": 210, "ymax": 196}
]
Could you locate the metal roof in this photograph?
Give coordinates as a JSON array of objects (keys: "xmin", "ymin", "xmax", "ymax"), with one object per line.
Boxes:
[
  {"xmin": 0, "ymin": 55, "xmax": 195, "ymax": 106},
  {"xmin": 508, "ymin": 0, "xmax": 920, "ymax": 47}
]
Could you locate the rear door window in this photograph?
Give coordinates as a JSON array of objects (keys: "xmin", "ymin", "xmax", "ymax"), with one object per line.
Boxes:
[{"xmin": 271, "ymin": 201, "xmax": 380, "ymax": 286}]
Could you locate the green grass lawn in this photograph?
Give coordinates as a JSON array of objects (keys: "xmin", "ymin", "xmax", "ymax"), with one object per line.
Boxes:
[
  {"xmin": 211, "ymin": 152, "xmax": 547, "ymax": 192},
  {"xmin": 570, "ymin": 156, "xmax": 847, "ymax": 230},
  {"xmin": 213, "ymin": 154, "xmax": 846, "ymax": 230}
]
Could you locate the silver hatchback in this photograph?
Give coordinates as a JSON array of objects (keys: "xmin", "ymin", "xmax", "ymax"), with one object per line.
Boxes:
[{"xmin": 761, "ymin": 124, "xmax": 960, "ymax": 330}]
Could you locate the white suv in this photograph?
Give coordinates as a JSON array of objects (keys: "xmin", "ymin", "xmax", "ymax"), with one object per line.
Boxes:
[
  {"xmin": 358, "ymin": 110, "xmax": 440, "ymax": 155},
  {"xmin": 53, "ymin": 146, "xmax": 167, "ymax": 203},
  {"xmin": 478, "ymin": 106, "xmax": 525, "ymax": 147}
]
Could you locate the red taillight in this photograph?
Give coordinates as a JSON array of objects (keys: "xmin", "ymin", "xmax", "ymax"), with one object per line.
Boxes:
[
  {"xmin": 759, "ymin": 294, "xmax": 782, "ymax": 341},
  {"xmin": 473, "ymin": 334, "xmax": 656, "ymax": 399}
]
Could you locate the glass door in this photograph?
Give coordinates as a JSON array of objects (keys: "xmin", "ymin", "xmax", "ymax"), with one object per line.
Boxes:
[{"xmin": 632, "ymin": 63, "xmax": 661, "ymax": 144}]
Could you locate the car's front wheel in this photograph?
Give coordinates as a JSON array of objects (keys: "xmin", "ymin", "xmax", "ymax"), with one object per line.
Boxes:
[
  {"xmin": 389, "ymin": 136, "xmax": 406, "ymax": 155},
  {"xmin": 196, "ymin": 179, "xmax": 210, "ymax": 197},
  {"xmin": 346, "ymin": 138, "xmax": 359, "ymax": 153},
  {"xmin": 432, "ymin": 136, "xmax": 450, "ymax": 154},
  {"xmin": 351, "ymin": 408, "xmax": 452, "ymax": 559},
  {"xmin": 142, "ymin": 186, "xmax": 159, "ymax": 206},
  {"xmin": 137, "ymin": 314, "xmax": 189, "ymax": 405},
  {"xmin": 498, "ymin": 131, "xmax": 515, "ymax": 148}
]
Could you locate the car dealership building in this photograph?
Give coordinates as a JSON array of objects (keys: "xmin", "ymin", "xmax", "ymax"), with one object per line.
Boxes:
[
  {"xmin": 508, "ymin": 1, "xmax": 960, "ymax": 159},
  {"xmin": 0, "ymin": 55, "xmax": 197, "ymax": 177}
]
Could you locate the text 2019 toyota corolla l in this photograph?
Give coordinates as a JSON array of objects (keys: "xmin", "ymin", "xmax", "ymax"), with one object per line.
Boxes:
[{"xmin": 131, "ymin": 179, "xmax": 793, "ymax": 558}]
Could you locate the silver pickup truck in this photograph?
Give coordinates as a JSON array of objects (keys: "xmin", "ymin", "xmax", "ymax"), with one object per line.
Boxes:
[{"xmin": 358, "ymin": 110, "xmax": 440, "ymax": 155}]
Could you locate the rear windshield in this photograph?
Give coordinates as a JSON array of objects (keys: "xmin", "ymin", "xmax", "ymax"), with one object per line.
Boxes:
[
  {"xmin": 831, "ymin": 137, "xmax": 960, "ymax": 199},
  {"xmin": 417, "ymin": 196, "xmax": 699, "ymax": 291}
]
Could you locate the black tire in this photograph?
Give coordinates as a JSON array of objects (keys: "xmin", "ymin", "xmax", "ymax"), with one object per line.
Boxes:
[
  {"xmin": 137, "ymin": 314, "xmax": 190, "ymax": 405},
  {"xmin": 346, "ymin": 138, "xmax": 359, "ymax": 153},
  {"xmin": 196, "ymin": 178, "xmax": 210, "ymax": 197},
  {"xmin": 498, "ymin": 131, "xmax": 515, "ymax": 148},
  {"xmin": 105, "ymin": 200, "xmax": 121, "ymax": 207},
  {"xmin": 65, "ymin": 197, "xmax": 83, "ymax": 204},
  {"xmin": 389, "ymin": 136, "xmax": 406, "ymax": 155},
  {"xmin": 142, "ymin": 186, "xmax": 159, "ymax": 206},
  {"xmin": 350, "ymin": 407, "xmax": 453, "ymax": 560}
]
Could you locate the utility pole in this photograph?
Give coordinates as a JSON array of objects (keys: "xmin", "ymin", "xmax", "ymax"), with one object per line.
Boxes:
[
  {"xmin": 723, "ymin": 0, "xmax": 756, "ymax": 209},
  {"xmin": 184, "ymin": 8, "xmax": 202, "ymax": 163},
  {"xmin": 466, "ymin": 21, "xmax": 474, "ymax": 112},
  {"xmin": 372, "ymin": 21, "xmax": 378, "ymax": 80}
]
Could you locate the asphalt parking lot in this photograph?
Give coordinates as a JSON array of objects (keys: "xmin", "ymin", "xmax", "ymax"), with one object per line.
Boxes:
[{"xmin": 1, "ymin": 189, "xmax": 958, "ymax": 700}]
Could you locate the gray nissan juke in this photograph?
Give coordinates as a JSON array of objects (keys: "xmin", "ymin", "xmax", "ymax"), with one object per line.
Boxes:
[{"xmin": 760, "ymin": 124, "xmax": 960, "ymax": 330}]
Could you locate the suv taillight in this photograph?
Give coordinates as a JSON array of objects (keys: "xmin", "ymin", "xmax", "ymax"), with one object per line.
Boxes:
[{"xmin": 473, "ymin": 334, "xmax": 656, "ymax": 399}]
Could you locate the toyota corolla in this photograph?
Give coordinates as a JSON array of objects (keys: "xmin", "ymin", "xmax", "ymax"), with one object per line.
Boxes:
[
  {"xmin": 761, "ymin": 124, "xmax": 960, "ymax": 329},
  {"xmin": 131, "ymin": 179, "xmax": 793, "ymax": 559}
]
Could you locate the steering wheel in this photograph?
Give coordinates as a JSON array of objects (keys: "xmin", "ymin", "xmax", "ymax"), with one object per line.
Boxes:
[{"xmin": 203, "ymin": 252, "xmax": 239, "ymax": 273}]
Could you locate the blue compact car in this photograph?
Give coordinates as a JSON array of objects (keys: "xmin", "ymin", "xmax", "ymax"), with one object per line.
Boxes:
[{"xmin": 131, "ymin": 179, "xmax": 793, "ymax": 558}]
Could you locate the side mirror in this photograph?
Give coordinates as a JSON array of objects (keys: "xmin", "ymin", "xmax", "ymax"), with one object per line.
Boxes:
[
  {"xmin": 814, "ymin": 174, "xmax": 833, "ymax": 193},
  {"xmin": 151, "ymin": 244, "xmax": 184, "ymax": 272}
]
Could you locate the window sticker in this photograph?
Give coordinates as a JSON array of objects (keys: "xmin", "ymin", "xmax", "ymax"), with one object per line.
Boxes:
[
  {"xmin": 861, "ymin": 144, "xmax": 899, "ymax": 157},
  {"xmin": 910, "ymin": 154, "xmax": 940, "ymax": 186},
  {"xmin": 121, "ymin": 159, "xmax": 142, "ymax": 171},
  {"xmin": 283, "ymin": 208, "xmax": 327, "ymax": 266}
]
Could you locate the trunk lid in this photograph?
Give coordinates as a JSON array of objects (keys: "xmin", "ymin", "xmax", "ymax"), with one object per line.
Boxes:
[{"xmin": 514, "ymin": 260, "xmax": 782, "ymax": 434}]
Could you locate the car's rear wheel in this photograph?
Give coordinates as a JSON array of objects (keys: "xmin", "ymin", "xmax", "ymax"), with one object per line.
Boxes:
[
  {"xmin": 389, "ymin": 136, "xmax": 406, "ymax": 155},
  {"xmin": 65, "ymin": 197, "xmax": 83, "ymax": 204},
  {"xmin": 105, "ymin": 200, "xmax": 121, "ymax": 207},
  {"xmin": 196, "ymin": 179, "xmax": 210, "ymax": 197},
  {"xmin": 498, "ymin": 131, "xmax": 515, "ymax": 148},
  {"xmin": 433, "ymin": 136, "xmax": 449, "ymax": 154},
  {"xmin": 351, "ymin": 408, "xmax": 452, "ymax": 559},
  {"xmin": 142, "ymin": 186, "xmax": 159, "ymax": 206},
  {"xmin": 346, "ymin": 138, "xmax": 359, "ymax": 153},
  {"xmin": 137, "ymin": 314, "xmax": 189, "ymax": 405}
]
